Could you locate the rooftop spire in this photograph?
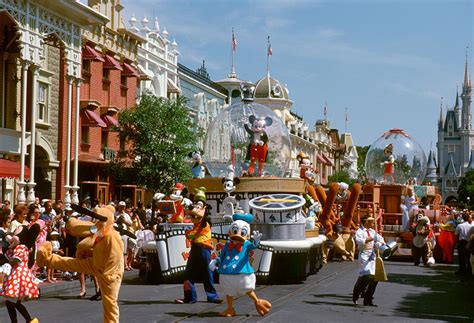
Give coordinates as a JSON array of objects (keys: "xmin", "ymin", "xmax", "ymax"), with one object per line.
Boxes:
[
  {"xmin": 455, "ymin": 85, "xmax": 460, "ymax": 108},
  {"xmin": 438, "ymin": 97, "xmax": 444, "ymax": 129},
  {"xmin": 464, "ymin": 46, "xmax": 470, "ymax": 89}
]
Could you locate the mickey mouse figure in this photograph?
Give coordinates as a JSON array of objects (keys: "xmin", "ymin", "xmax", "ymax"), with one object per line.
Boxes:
[
  {"xmin": 296, "ymin": 151, "xmax": 316, "ymax": 183},
  {"xmin": 244, "ymin": 115, "xmax": 273, "ymax": 176},
  {"xmin": 188, "ymin": 150, "xmax": 205, "ymax": 179},
  {"xmin": 209, "ymin": 211, "xmax": 271, "ymax": 317}
]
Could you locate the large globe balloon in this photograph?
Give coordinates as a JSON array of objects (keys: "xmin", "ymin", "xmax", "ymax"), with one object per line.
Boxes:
[
  {"xmin": 365, "ymin": 129, "xmax": 427, "ymax": 185},
  {"xmin": 203, "ymin": 92, "xmax": 291, "ymax": 178}
]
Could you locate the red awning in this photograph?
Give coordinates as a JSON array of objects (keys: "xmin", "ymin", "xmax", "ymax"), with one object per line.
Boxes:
[
  {"xmin": 121, "ymin": 62, "xmax": 139, "ymax": 77},
  {"xmin": 316, "ymin": 154, "xmax": 326, "ymax": 165},
  {"xmin": 82, "ymin": 44, "xmax": 105, "ymax": 62},
  {"xmin": 104, "ymin": 54, "xmax": 123, "ymax": 70},
  {"xmin": 0, "ymin": 159, "xmax": 30, "ymax": 179},
  {"xmin": 101, "ymin": 114, "xmax": 119, "ymax": 128},
  {"xmin": 81, "ymin": 109, "xmax": 106, "ymax": 127},
  {"xmin": 322, "ymin": 153, "xmax": 333, "ymax": 166}
]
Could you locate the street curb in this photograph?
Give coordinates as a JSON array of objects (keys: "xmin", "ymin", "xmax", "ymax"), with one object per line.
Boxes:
[{"xmin": 38, "ymin": 270, "xmax": 140, "ymax": 296}]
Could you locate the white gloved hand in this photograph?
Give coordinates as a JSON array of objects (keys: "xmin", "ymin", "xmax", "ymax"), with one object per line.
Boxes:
[
  {"xmin": 209, "ymin": 258, "xmax": 219, "ymax": 271},
  {"xmin": 251, "ymin": 230, "xmax": 263, "ymax": 247},
  {"xmin": 182, "ymin": 198, "xmax": 193, "ymax": 208},
  {"xmin": 153, "ymin": 192, "xmax": 165, "ymax": 201}
]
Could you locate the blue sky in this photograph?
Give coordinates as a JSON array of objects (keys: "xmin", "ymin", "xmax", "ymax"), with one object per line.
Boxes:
[{"xmin": 121, "ymin": 0, "xmax": 473, "ymax": 152}]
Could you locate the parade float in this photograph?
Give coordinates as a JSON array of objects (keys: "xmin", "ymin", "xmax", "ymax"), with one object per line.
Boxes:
[
  {"xmin": 357, "ymin": 128, "xmax": 442, "ymax": 258},
  {"xmin": 141, "ymin": 85, "xmax": 327, "ymax": 284}
]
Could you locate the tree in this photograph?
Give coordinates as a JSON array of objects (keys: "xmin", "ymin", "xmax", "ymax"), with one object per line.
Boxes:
[
  {"xmin": 356, "ymin": 145, "xmax": 370, "ymax": 179},
  {"xmin": 458, "ymin": 169, "xmax": 474, "ymax": 209},
  {"xmin": 328, "ymin": 170, "xmax": 357, "ymax": 187},
  {"xmin": 112, "ymin": 94, "xmax": 203, "ymax": 193}
]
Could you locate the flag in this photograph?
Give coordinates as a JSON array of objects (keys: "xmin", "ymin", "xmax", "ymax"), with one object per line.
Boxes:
[
  {"xmin": 232, "ymin": 28, "xmax": 237, "ymax": 51},
  {"xmin": 267, "ymin": 36, "xmax": 272, "ymax": 56}
]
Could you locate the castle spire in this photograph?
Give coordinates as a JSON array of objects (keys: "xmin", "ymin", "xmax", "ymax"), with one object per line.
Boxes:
[
  {"xmin": 464, "ymin": 47, "xmax": 470, "ymax": 90},
  {"xmin": 455, "ymin": 85, "xmax": 459, "ymax": 108},
  {"xmin": 438, "ymin": 97, "xmax": 444, "ymax": 129}
]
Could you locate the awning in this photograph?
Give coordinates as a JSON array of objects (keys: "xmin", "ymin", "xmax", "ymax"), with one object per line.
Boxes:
[
  {"xmin": 121, "ymin": 62, "xmax": 140, "ymax": 77},
  {"xmin": 101, "ymin": 114, "xmax": 119, "ymax": 128},
  {"xmin": 137, "ymin": 64, "xmax": 153, "ymax": 80},
  {"xmin": 81, "ymin": 109, "xmax": 106, "ymax": 127},
  {"xmin": 0, "ymin": 159, "xmax": 30, "ymax": 179},
  {"xmin": 104, "ymin": 54, "xmax": 123, "ymax": 70},
  {"xmin": 322, "ymin": 153, "xmax": 333, "ymax": 166},
  {"xmin": 316, "ymin": 154, "xmax": 326, "ymax": 164},
  {"xmin": 167, "ymin": 79, "xmax": 181, "ymax": 93},
  {"xmin": 82, "ymin": 44, "xmax": 105, "ymax": 62}
]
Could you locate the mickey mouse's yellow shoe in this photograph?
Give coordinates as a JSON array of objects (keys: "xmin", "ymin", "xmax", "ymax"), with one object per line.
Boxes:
[{"xmin": 30, "ymin": 318, "xmax": 39, "ymax": 323}]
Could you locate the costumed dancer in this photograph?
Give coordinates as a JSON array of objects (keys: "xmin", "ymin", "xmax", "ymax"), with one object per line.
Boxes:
[
  {"xmin": 189, "ymin": 150, "xmax": 205, "ymax": 179},
  {"xmin": 209, "ymin": 211, "xmax": 271, "ymax": 317},
  {"xmin": 435, "ymin": 209, "xmax": 457, "ymax": 264},
  {"xmin": 244, "ymin": 115, "xmax": 272, "ymax": 176},
  {"xmin": 352, "ymin": 215, "xmax": 385, "ymax": 306},
  {"xmin": 1, "ymin": 224, "xmax": 41, "ymax": 323},
  {"xmin": 175, "ymin": 187, "xmax": 222, "ymax": 304},
  {"xmin": 382, "ymin": 144, "xmax": 395, "ymax": 184},
  {"xmin": 400, "ymin": 187, "xmax": 418, "ymax": 232},
  {"xmin": 412, "ymin": 213, "xmax": 434, "ymax": 267},
  {"xmin": 37, "ymin": 205, "xmax": 125, "ymax": 323}
]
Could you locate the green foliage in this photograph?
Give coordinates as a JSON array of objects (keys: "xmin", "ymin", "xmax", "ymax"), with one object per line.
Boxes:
[
  {"xmin": 328, "ymin": 170, "xmax": 357, "ymax": 187},
  {"xmin": 356, "ymin": 145, "xmax": 370, "ymax": 178},
  {"xmin": 112, "ymin": 94, "xmax": 203, "ymax": 193},
  {"xmin": 458, "ymin": 169, "xmax": 474, "ymax": 209}
]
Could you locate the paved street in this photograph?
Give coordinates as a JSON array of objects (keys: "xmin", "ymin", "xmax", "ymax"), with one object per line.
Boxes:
[{"xmin": 1, "ymin": 260, "xmax": 473, "ymax": 322}]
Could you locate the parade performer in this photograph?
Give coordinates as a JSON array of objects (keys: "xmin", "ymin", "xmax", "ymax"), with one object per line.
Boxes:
[
  {"xmin": 1, "ymin": 224, "xmax": 41, "ymax": 323},
  {"xmin": 164, "ymin": 183, "xmax": 193, "ymax": 223},
  {"xmin": 175, "ymin": 187, "xmax": 222, "ymax": 304},
  {"xmin": 189, "ymin": 150, "xmax": 205, "ymax": 179},
  {"xmin": 209, "ymin": 211, "xmax": 271, "ymax": 317},
  {"xmin": 412, "ymin": 213, "xmax": 434, "ymax": 267},
  {"xmin": 244, "ymin": 115, "xmax": 272, "ymax": 176},
  {"xmin": 352, "ymin": 215, "xmax": 385, "ymax": 306},
  {"xmin": 37, "ymin": 205, "xmax": 124, "ymax": 323},
  {"xmin": 382, "ymin": 144, "xmax": 395, "ymax": 184},
  {"xmin": 296, "ymin": 151, "xmax": 316, "ymax": 183}
]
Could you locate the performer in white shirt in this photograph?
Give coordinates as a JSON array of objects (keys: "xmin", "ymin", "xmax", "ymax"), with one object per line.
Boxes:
[
  {"xmin": 352, "ymin": 215, "xmax": 385, "ymax": 306},
  {"xmin": 455, "ymin": 212, "xmax": 473, "ymax": 275}
]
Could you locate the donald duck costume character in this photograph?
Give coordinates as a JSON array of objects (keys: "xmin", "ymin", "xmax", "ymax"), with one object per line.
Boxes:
[{"xmin": 209, "ymin": 211, "xmax": 271, "ymax": 317}]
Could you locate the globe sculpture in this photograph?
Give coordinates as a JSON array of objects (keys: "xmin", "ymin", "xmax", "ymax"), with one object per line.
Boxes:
[
  {"xmin": 365, "ymin": 128, "xmax": 427, "ymax": 185},
  {"xmin": 203, "ymin": 85, "xmax": 291, "ymax": 178}
]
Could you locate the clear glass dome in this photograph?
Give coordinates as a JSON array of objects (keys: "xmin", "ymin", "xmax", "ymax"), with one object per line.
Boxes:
[
  {"xmin": 365, "ymin": 128, "xmax": 427, "ymax": 185},
  {"xmin": 203, "ymin": 97, "xmax": 291, "ymax": 178}
]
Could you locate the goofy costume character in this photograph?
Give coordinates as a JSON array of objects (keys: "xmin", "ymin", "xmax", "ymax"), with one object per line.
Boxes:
[{"xmin": 175, "ymin": 187, "xmax": 222, "ymax": 304}]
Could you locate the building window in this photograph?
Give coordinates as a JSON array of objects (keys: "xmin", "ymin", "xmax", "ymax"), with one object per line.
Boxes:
[
  {"xmin": 103, "ymin": 68, "xmax": 110, "ymax": 81},
  {"xmin": 101, "ymin": 129, "xmax": 108, "ymax": 149},
  {"xmin": 121, "ymin": 76, "xmax": 127, "ymax": 87},
  {"xmin": 82, "ymin": 60, "xmax": 90, "ymax": 73},
  {"xmin": 37, "ymin": 82, "xmax": 48, "ymax": 123},
  {"xmin": 448, "ymin": 145, "xmax": 455, "ymax": 153},
  {"xmin": 81, "ymin": 126, "xmax": 90, "ymax": 144}
]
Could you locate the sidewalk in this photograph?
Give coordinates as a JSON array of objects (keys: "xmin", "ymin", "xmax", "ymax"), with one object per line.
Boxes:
[{"xmin": 37, "ymin": 269, "xmax": 140, "ymax": 296}]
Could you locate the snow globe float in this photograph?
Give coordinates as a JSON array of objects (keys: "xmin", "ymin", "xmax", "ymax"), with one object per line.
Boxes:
[
  {"xmin": 203, "ymin": 83, "xmax": 291, "ymax": 178},
  {"xmin": 365, "ymin": 128, "xmax": 427, "ymax": 185}
]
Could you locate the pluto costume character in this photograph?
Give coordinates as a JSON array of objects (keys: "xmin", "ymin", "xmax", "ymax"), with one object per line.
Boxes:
[
  {"xmin": 37, "ymin": 205, "xmax": 124, "ymax": 323},
  {"xmin": 209, "ymin": 212, "xmax": 272, "ymax": 317}
]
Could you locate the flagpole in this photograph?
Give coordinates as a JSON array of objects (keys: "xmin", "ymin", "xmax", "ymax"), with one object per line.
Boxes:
[
  {"xmin": 266, "ymin": 35, "xmax": 270, "ymax": 77},
  {"xmin": 230, "ymin": 27, "xmax": 236, "ymax": 78},
  {"xmin": 345, "ymin": 107, "xmax": 348, "ymax": 133}
]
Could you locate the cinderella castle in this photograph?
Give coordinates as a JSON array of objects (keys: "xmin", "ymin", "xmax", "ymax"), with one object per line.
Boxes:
[{"xmin": 435, "ymin": 53, "xmax": 474, "ymax": 204}]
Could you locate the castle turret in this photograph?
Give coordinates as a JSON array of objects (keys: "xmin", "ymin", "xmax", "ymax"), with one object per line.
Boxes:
[
  {"xmin": 461, "ymin": 50, "xmax": 472, "ymax": 130},
  {"xmin": 425, "ymin": 150, "xmax": 438, "ymax": 183}
]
